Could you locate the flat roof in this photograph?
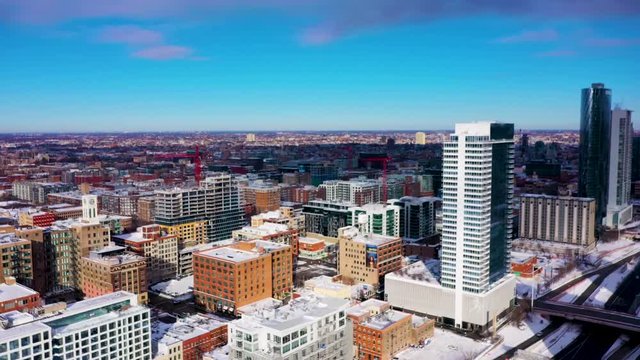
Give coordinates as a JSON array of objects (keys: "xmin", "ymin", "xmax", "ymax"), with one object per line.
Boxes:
[
  {"xmin": 0, "ymin": 282, "xmax": 38, "ymax": 302},
  {"xmin": 198, "ymin": 247, "xmax": 261, "ymax": 263}
]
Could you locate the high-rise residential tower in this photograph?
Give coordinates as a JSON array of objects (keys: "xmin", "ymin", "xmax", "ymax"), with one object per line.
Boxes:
[
  {"xmin": 579, "ymin": 83, "xmax": 612, "ymax": 226},
  {"xmin": 385, "ymin": 122, "xmax": 516, "ymax": 330},
  {"xmin": 415, "ymin": 131, "xmax": 426, "ymax": 145},
  {"xmin": 604, "ymin": 108, "xmax": 634, "ymax": 228}
]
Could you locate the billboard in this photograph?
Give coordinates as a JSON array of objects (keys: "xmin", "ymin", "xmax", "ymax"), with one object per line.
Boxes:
[{"xmin": 366, "ymin": 244, "xmax": 378, "ymax": 269}]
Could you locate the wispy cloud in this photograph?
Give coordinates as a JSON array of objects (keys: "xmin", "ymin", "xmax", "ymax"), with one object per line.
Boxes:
[
  {"xmin": 584, "ymin": 37, "xmax": 640, "ymax": 47},
  {"xmin": 99, "ymin": 25, "xmax": 163, "ymax": 45},
  {"xmin": 133, "ymin": 45, "xmax": 194, "ymax": 60},
  {"xmin": 536, "ymin": 49, "xmax": 576, "ymax": 57},
  {"xmin": 495, "ymin": 29, "xmax": 558, "ymax": 44}
]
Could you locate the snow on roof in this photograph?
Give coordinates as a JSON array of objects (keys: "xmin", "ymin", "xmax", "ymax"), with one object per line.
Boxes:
[
  {"xmin": 386, "ymin": 259, "xmax": 441, "ymax": 285},
  {"xmin": 0, "ymin": 282, "xmax": 38, "ymax": 302},
  {"xmin": 153, "ymin": 314, "xmax": 227, "ymax": 350},
  {"xmin": 150, "ymin": 276, "xmax": 193, "ymax": 297},
  {"xmin": 0, "ymin": 233, "xmax": 29, "ymax": 245},
  {"xmin": 299, "ymin": 237, "xmax": 324, "ymax": 245}
]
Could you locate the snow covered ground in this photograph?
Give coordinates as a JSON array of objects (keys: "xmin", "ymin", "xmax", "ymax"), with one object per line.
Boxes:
[
  {"xmin": 602, "ymin": 336, "xmax": 628, "ymax": 360},
  {"xmin": 585, "ymin": 262, "xmax": 634, "ymax": 308},
  {"xmin": 527, "ymin": 323, "xmax": 582, "ymax": 358},
  {"xmin": 479, "ymin": 312, "xmax": 550, "ymax": 359},
  {"xmin": 396, "ymin": 328, "xmax": 488, "ymax": 360},
  {"xmin": 150, "ymin": 275, "xmax": 194, "ymax": 301},
  {"xmin": 553, "ymin": 275, "xmax": 599, "ymax": 303},
  {"xmin": 587, "ymin": 239, "xmax": 640, "ymax": 266}
]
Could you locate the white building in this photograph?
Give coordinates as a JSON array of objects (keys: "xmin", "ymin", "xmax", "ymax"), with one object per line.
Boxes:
[
  {"xmin": 605, "ymin": 108, "xmax": 634, "ymax": 228},
  {"xmin": 319, "ymin": 179, "xmax": 381, "ymax": 206},
  {"xmin": 386, "ymin": 122, "xmax": 516, "ymax": 330},
  {"xmin": 0, "ymin": 291, "xmax": 151, "ymax": 360},
  {"xmin": 347, "ymin": 203, "xmax": 400, "ymax": 237},
  {"xmin": 227, "ymin": 294, "xmax": 352, "ymax": 360}
]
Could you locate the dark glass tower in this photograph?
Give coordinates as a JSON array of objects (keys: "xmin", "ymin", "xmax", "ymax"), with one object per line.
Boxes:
[{"xmin": 579, "ymin": 83, "xmax": 611, "ymax": 226}]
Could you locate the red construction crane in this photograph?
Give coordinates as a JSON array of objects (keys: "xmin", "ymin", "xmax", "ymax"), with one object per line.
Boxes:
[
  {"xmin": 154, "ymin": 145, "xmax": 203, "ymax": 185},
  {"xmin": 360, "ymin": 155, "xmax": 392, "ymax": 202}
]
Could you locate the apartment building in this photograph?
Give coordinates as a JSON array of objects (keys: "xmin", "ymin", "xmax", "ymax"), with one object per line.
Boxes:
[
  {"xmin": 320, "ymin": 179, "xmax": 381, "ymax": 206},
  {"xmin": 227, "ymin": 293, "xmax": 352, "ymax": 360},
  {"xmin": 233, "ymin": 223, "xmax": 299, "ymax": 257},
  {"xmin": 0, "ymin": 277, "xmax": 42, "ymax": 314},
  {"xmin": 0, "ymin": 291, "xmax": 152, "ymax": 360},
  {"xmin": 113, "ymin": 224, "xmax": 179, "ymax": 284},
  {"xmin": 250, "ymin": 206, "xmax": 305, "ymax": 236},
  {"xmin": 193, "ymin": 240, "xmax": 292, "ymax": 314},
  {"xmin": 18, "ymin": 211, "xmax": 55, "ymax": 227},
  {"xmin": 242, "ymin": 182, "xmax": 281, "ymax": 214},
  {"xmin": 152, "ymin": 314, "xmax": 228, "ymax": 360},
  {"xmin": 80, "ymin": 246, "xmax": 148, "ymax": 304},
  {"xmin": 388, "ymin": 196, "xmax": 439, "ymax": 240},
  {"xmin": 303, "ymin": 200, "xmax": 351, "ymax": 238},
  {"xmin": 337, "ymin": 226, "xmax": 403, "ymax": 288},
  {"xmin": 519, "ymin": 194, "xmax": 596, "ymax": 247},
  {"xmin": 0, "ymin": 233, "xmax": 33, "ymax": 288},
  {"xmin": 11, "ymin": 181, "xmax": 74, "ymax": 205},
  {"xmin": 347, "ymin": 203, "xmax": 400, "ymax": 237},
  {"xmin": 348, "ymin": 299, "xmax": 434, "ymax": 360}
]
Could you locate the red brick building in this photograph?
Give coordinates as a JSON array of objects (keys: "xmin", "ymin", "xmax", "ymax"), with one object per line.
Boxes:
[{"xmin": 0, "ymin": 277, "xmax": 42, "ymax": 314}]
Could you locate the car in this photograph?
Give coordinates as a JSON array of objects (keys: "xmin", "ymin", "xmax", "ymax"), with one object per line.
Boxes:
[{"xmin": 536, "ymin": 331, "xmax": 544, "ymax": 337}]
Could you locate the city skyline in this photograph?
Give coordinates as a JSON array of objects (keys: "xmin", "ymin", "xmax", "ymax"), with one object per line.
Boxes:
[{"xmin": 1, "ymin": 1, "xmax": 640, "ymax": 132}]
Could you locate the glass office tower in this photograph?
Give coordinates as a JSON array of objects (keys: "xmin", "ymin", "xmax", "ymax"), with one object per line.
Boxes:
[{"xmin": 579, "ymin": 83, "xmax": 611, "ymax": 226}]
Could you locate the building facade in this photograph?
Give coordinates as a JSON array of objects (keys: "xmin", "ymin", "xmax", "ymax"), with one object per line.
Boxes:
[
  {"xmin": 303, "ymin": 200, "xmax": 350, "ymax": 238},
  {"xmin": 389, "ymin": 197, "xmax": 439, "ymax": 240},
  {"xmin": 519, "ymin": 195, "xmax": 596, "ymax": 247},
  {"xmin": 338, "ymin": 226, "xmax": 403, "ymax": 288},
  {"xmin": 193, "ymin": 240, "xmax": 292, "ymax": 314},
  {"xmin": 605, "ymin": 108, "xmax": 634, "ymax": 228},
  {"xmin": 579, "ymin": 83, "xmax": 612, "ymax": 226},
  {"xmin": 227, "ymin": 294, "xmax": 352, "ymax": 360},
  {"xmin": 0, "ymin": 233, "xmax": 33, "ymax": 288},
  {"xmin": 320, "ymin": 179, "xmax": 381, "ymax": 206}
]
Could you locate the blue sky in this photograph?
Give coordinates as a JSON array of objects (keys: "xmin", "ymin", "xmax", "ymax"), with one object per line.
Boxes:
[{"xmin": 1, "ymin": 1, "xmax": 639, "ymax": 132}]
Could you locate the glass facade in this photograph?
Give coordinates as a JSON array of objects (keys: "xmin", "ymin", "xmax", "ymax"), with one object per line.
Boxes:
[{"xmin": 579, "ymin": 83, "xmax": 611, "ymax": 225}]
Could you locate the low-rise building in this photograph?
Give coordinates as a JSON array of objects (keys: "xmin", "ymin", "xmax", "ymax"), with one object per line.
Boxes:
[
  {"xmin": 347, "ymin": 299, "xmax": 434, "ymax": 360},
  {"xmin": 18, "ymin": 211, "xmax": 55, "ymax": 227},
  {"xmin": 152, "ymin": 314, "xmax": 228, "ymax": 360},
  {"xmin": 250, "ymin": 206, "xmax": 305, "ymax": 236},
  {"xmin": 298, "ymin": 237, "xmax": 326, "ymax": 259},
  {"xmin": 0, "ymin": 233, "xmax": 33, "ymax": 288},
  {"xmin": 0, "ymin": 277, "xmax": 42, "ymax": 314},
  {"xmin": 233, "ymin": 223, "xmax": 299, "ymax": 257},
  {"xmin": 227, "ymin": 293, "xmax": 352, "ymax": 360}
]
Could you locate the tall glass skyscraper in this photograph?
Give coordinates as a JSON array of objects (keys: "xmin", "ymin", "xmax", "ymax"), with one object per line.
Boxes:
[{"xmin": 579, "ymin": 83, "xmax": 612, "ymax": 226}]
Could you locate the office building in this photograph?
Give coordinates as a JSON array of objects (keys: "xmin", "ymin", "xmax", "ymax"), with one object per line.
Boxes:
[
  {"xmin": 0, "ymin": 291, "xmax": 152, "ymax": 360},
  {"xmin": 80, "ymin": 246, "xmax": 148, "ymax": 303},
  {"xmin": 303, "ymin": 200, "xmax": 350, "ymax": 237},
  {"xmin": 338, "ymin": 226, "xmax": 402, "ymax": 288},
  {"xmin": 519, "ymin": 195, "xmax": 596, "ymax": 247},
  {"xmin": 389, "ymin": 196, "xmax": 439, "ymax": 240},
  {"xmin": 193, "ymin": 240, "xmax": 292, "ymax": 314},
  {"xmin": 0, "ymin": 233, "xmax": 33, "ymax": 288},
  {"xmin": 579, "ymin": 83, "xmax": 612, "ymax": 225},
  {"xmin": 177, "ymin": 242, "xmax": 220, "ymax": 277},
  {"xmin": 348, "ymin": 299, "xmax": 434, "ymax": 360},
  {"xmin": 604, "ymin": 108, "xmax": 634, "ymax": 228},
  {"xmin": 347, "ymin": 203, "xmax": 400, "ymax": 237},
  {"xmin": 152, "ymin": 314, "xmax": 228, "ymax": 360},
  {"xmin": 113, "ymin": 225, "xmax": 179, "ymax": 285},
  {"xmin": 155, "ymin": 174, "xmax": 245, "ymax": 243},
  {"xmin": 227, "ymin": 293, "xmax": 352, "ymax": 360},
  {"xmin": 137, "ymin": 197, "xmax": 156, "ymax": 223},
  {"xmin": 415, "ymin": 131, "xmax": 427, "ymax": 145},
  {"xmin": 386, "ymin": 122, "xmax": 516, "ymax": 330},
  {"xmin": 320, "ymin": 179, "xmax": 381, "ymax": 206},
  {"xmin": 0, "ymin": 277, "xmax": 42, "ymax": 314},
  {"xmin": 298, "ymin": 237, "xmax": 326, "ymax": 259}
]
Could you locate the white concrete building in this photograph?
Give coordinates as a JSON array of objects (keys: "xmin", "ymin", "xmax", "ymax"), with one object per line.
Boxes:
[
  {"xmin": 605, "ymin": 108, "xmax": 634, "ymax": 228},
  {"xmin": 0, "ymin": 291, "xmax": 152, "ymax": 360},
  {"xmin": 227, "ymin": 294, "xmax": 352, "ymax": 360},
  {"xmin": 386, "ymin": 122, "xmax": 516, "ymax": 330}
]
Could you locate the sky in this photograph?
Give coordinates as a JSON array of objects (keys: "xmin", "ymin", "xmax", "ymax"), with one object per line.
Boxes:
[{"xmin": 1, "ymin": 0, "xmax": 640, "ymax": 132}]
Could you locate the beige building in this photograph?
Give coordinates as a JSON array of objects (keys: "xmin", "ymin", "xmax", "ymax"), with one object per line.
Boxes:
[
  {"xmin": 159, "ymin": 221, "xmax": 208, "ymax": 249},
  {"xmin": 519, "ymin": 194, "xmax": 596, "ymax": 247},
  {"xmin": 242, "ymin": 182, "xmax": 281, "ymax": 214},
  {"xmin": 0, "ymin": 234, "xmax": 33, "ymax": 288},
  {"xmin": 80, "ymin": 246, "xmax": 148, "ymax": 303},
  {"xmin": 113, "ymin": 224, "xmax": 179, "ymax": 284},
  {"xmin": 338, "ymin": 226, "xmax": 403, "ymax": 288},
  {"xmin": 250, "ymin": 206, "xmax": 305, "ymax": 235}
]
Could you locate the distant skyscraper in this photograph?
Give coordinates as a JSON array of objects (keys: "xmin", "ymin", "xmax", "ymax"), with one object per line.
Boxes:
[
  {"xmin": 579, "ymin": 83, "xmax": 612, "ymax": 226},
  {"xmin": 604, "ymin": 108, "xmax": 634, "ymax": 228},
  {"xmin": 416, "ymin": 131, "xmax": 427, "ymax": 145},
  {"xmin": 246, "ymin": 133, "xmax": 256, "ymax": 142}
]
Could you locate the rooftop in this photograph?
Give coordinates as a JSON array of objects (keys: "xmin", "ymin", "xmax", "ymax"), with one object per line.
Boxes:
[
  {"xmin": 0, "ymin": 282, "xmax": 39, "ymax": 303},
  {"xmin": 153, "ymin": 314, "xmax": 227, "ymax": 349},
  {"xmin": 341, "ymin": 227, "xmax": 400, "ymax": 246},
  {"xmin": 386, "ymin": 259, "xmax": 441, "ymax": 285},
  {"xmin": 0, "ymin": 233, "xmax": 29, "ymax": 245},
  {"xmin": 233, "ymin": 293, "xmax": 349, "ymax": 332},
  {"xmin": 236, "ymin": 223, "xmax": 290, "ymax": 237}
]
